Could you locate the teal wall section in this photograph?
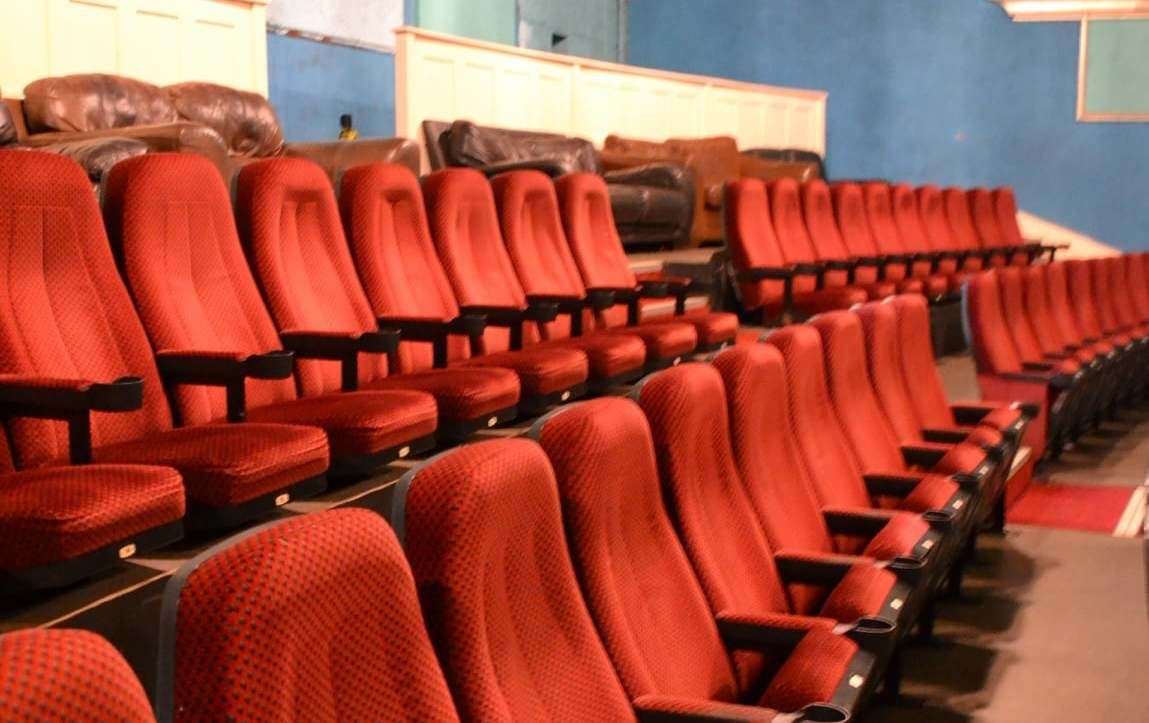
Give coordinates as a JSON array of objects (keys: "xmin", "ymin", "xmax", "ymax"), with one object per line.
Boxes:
[
  {"xmin": 1083, "ymin": 19, "xmax": 1149, "ymax": 115},
  {"xmin": 414, "ymin": 0, "xmax": 517, "ymax": 44},
  {"xmin": 627, "ymin": 0, "xmax": 1149, "ymax": 250},
  {"xmin": 518, "ymin": 0, "xmax": 621, "ymax": 61}
]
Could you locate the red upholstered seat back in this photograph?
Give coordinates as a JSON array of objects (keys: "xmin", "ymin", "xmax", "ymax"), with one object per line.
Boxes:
[
  {"xmin": 1064, "ymin": 260, "xmax": 1106, "ymax": 339},
  {"xmin": 891, "ymin": 184, "xmax": 930, "ymax": 253},
  {"xmin": 942, "ymin": 187, "xmax": 987, "ymax": 255},
  {"xmin": 968, "ymin": 188, "xmax": 1006, "ymax": 250},
  {"xmin": 0, "ymin": 150, "xmax": 172, "ymax": 468},
  {"xmin": 555, "ymin": 172, "xmax": 637, "ymax": 329},
  {"xmin": 536, "ymin": 398, "xmax": 741, "ymax": 704},
  {"xmin": 339, "ymin": 162, "xmax": 467, "ymax": 372},
  {"xmin": 992, "ymin": 187, "xmax": 1025, "ymax": 247},
  {"xmin": 1102, "ymin": 257, "xmax": 1138, "ymax": 331},
  {"xmin": 768, "ymin": 178, "xmax": 818, "ymax": 264},
  {"xmin": 423, "ymin": 168, "xmax": 529, "ymax": 353},
  {"xmin": 802, "ymin": 180, "xmax": 852, "ymax": 286},
  {"xmin": 831, "ymin": 182, "xmax": 883, "ymax": 285},
  {"xmin": 810, "ymin": 311, "xmax": 906, "ymax": 474},
  {"xmin": 400, "ymin": 439, "xmax": 634, "ymax": 722},
  {"xmin": 636, "ymin": 363, "xmax": 791, "ymax": 691},
  {"xmin": 964, "ymin": 271, "xmax": 1024, "ymax": 374},
  {"xmin": 890, "ymin": 294, "xmax": 958, "ymax": 429},
  {"xmin": 861, "ymin": 183, "xmax": 905, "ymax": 256},
  {"xmin": 1020, "ymin": 266, "xmax": 1066, "ymax": 355},
  {"xmin": 1125, "ymin": 254, "xmax": 1149, "ymax": 320},
  {"xmin": 1043, "ymin": 262, "xmax": 1084, "ymax": 347},
  {"xmin": 714, "ymin": 345, "xmax": 833, "ymax": 556},
  {"xmin": 997, "ymin": 267, "xmax": 1044, "ymax": 362},
  {"xmin": 167, "ymin": 509, "xmax": 458, "ymax": 722},
  {"xmin": 0, "ymin": 629, "xmax": 155, "ymax": 722},
  {"xmin": 855, "ymin": 301, "xmax": 924, "ymax": 445},
  {"xmin": 724, "ymin": 178, "xmax": 789, "ymax": 311},
  {"xmin": 492, "ymin": 170, "xmax": 586, "ymax": 341},
  {"xmin": 764, "ymin": 325, "xmax": 872, "ymax": 509},
  {"xmin": 916, "ymin": 185, "xmax": 957, "ymax": 251},
  {"xmin": 235, "ymin": 157, "xmax": 386, "ymax": 396},
  {"xmin": 105, "ymin": 153, "xmax": 297, "ymax": 426}
]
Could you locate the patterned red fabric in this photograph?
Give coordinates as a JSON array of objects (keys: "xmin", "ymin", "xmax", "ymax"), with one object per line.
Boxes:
[
  {"xmin": 992, "ymin": 187, "xmax": 1026, "ymax": 248},
  {"xmin": 943, "ymin": 187, "xmax": 1002, "ymax": 267},
  {"xmin": 1045, "ymin": 262, "xmax": 1105, "ymax": 354},
  {"xmin": 970, "ymin": 188, "xmax": 1026, "ymax": 266},
  {"xmin": 95, "ymin": 423, "xmax": 328, "ymax": 507},
  {"xmin": 556, "ymin": 172, "xmax": 727, "ymax": 347},
  {"xmin": 1107, "ymin": 257, "xmax": 1147, "ymax": 333},
  {"xmin": 757, "ymin": 630, "xmax": 856, "ymax": 713},
  {"xmin": 855, "ymin": 301, "xmax": 990, "ymax": 473},
  {"xmin": 0, "ymin": 629, "xmax": 154, "ymax": 722},
  {"xmin": 1064, "ymin": 260, "xmax": 1111, "ymax": 343},
  {"xmin": 1125, "ymin": 254, "xmax": 1149, "ymax": 321},
  {"xmin": 801, "ymin": 181, "xmax": 857, "ymax": 287},
  {"xmin": 861, "ymin": 512, "xmax": 932, "ymax": 560},
  {"xmin": 919, "ymin": 185, "xmax": 982, "ymax": 271},
  {"xmin": 1021, "ymin": 266, "xmax": 1090, "ymax": 362},
  {"xmin": 170, "ymin": 509, "xmax": 458, "ymax": 722},
  {"xmin": 401, "ymin": 439, "xmax": 635, "ymax": 721},
  {"xmin": 965, "ymin": 271, "xmax": 1024, "ymax": 375},
  {"xmin": 633, "ymin": 695, "xmax": 782, "ymax": 721},
  {"xmin": 537, "ymin": 398, "xmax": 743, "ymax": 705},
  {"xmin": 0, "ymin": 464, "xmax": 184, "ymax": 569},
  {"xmin": 861, "ymin": 183, "xmax": 907, "ymax": 279},
  {"xmin": 239, "ymin": 158, "xmax": 521, "ymax": 422},
  {"xmin": 999, "ymin": 267, "xmax": 1079, "ymax": 373},
  {"xmin": 0, "ymin": 150, "xmax": 329, "ymax": 509},
  {"xmin": 105, "ymin": 154, "xmax": 438, "ymax": 458}
]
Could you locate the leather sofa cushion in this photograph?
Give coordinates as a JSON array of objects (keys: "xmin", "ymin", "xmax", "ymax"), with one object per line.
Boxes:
[
  {"xmin": 166, "ymin": 82, "xmax": 284, "ymax": 158},
  {"xmin": 607, "ymin": 184, "xmax": 688, "ymax": 227},
  {"xmin": 447, "ymin": 120, "xmax": 598, "ymax": 173},
  {"xmin": 23, "ymin": 74, "xmax": 178, "ymax": 133},
  {"xmin": 44, "ymin": 137, "xmax": 149, "ymax": 181},
  {"xmin": 607, "ymin": 184, "xmax": 645, "ymax": 225}
]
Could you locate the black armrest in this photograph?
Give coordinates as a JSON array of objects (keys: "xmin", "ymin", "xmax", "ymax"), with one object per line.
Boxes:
[
  {"xmin": 823, "ymin": 259, "xmax": 857, "ymax": 271},
  {"xmin": 854, "ymin": 256, "xmax": 884, "ymax": 267},
  {"xmin": 862, "ymin": 473, "xmax": 922, "ymax": 497},
  {"xmin": 584, "ymin": 288, "xmax": 616, "ymax": 311},
  {"xmin": 377, "ymin": 315, "xmax": 486, "ymax": 367},
  {"xmin": 715, "ymin": 611, "xmax": 843, "ymax": 652},
  {"xmin": 822, "ymin": 507, "xmax": 899, "ymax": 536},
  {"xmin": 526, "ymin": 293, "xmax": 584, "ymax": 314},
  {"xmin": 1021, "ymin": 361, "xmax": 1056, "ymax": 372},
  {"xmin": 921, "ymin": 427, "xmax": 971, "ymax": 444},
  {"xmin": 637, "ymin": 280, "xmax": 671, "ymax": 297},
  {"xmin": 736, "ymin": 266, "xmax": 794, "ymax": 282},
  {"xmin": 155, "ymin": 350, "xmax": 294, "ymax": 422},
  {"xmin": 789, "ymin": 262, "xmax": 824, "ymax": 277},
  {"xmin": 459, "ymin": 305, "xmax": 524, "ymax": 327},
  {"xmin": 900, "ymin": 444, "xmax": 948, "ymax": 467},
  {"xmin": 280, "ymin": 329, "xmax": 399, "ymax": 391},
  {"xmin": 587, "ymin": 286, "xmax": 643, "ymax": 325},
  {"xmin": 524, "ymin": 299, "xmax": 560, "ymax": 322},
  {"xmin": 998, "ymin": 370, "xmax": 1057, "ymax": 384},
  {"xmin": 0, "ymin": 375, "xmax": 144, "ymax": 463},
  {"xmin": 773, "ymin": 550, "xmax": 859, "ymax": 586}
]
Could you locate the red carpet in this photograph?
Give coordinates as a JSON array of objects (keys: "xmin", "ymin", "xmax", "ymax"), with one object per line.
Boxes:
[{"xmin": 1007, "ymin": 483, "xmax": 1135, "ymax": 534}]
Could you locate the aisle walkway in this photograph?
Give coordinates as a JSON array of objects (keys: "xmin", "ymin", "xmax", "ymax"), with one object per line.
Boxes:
[{"xmin": 867, "ymin": 354, "xmax": 1149, "ymax": 722}]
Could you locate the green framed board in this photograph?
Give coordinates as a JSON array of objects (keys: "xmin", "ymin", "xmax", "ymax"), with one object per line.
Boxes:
[{"xmin": 1078, "ymin": 17, "xmax": 1149, "ymax": 121}]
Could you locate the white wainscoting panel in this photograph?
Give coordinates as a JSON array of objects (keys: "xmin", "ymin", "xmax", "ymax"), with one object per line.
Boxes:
[
  {"xmin": 396, "ymin": 26, "xmax": 827, "ymax": 171},
  {"xmin": 0, "ymin": 0, "xmax": 269, "ymax": 97}
]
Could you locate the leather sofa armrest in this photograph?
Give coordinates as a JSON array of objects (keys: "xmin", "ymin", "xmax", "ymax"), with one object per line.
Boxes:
[
  {"xmin": 285, "ymin": 137, "xmax": 420, "ymax": 178},
  {"xmin": 25, "ymin": 122, "xmax": 228, "ymax": 170},
  {"xmin": 34, "ymin": 136, "xmax": 149, "ymax": 182},
  {"xmin": 477, "ymin": 157, "xmax": 571, "ymax": 177},
  {"xmin": 603, "ymin": 161, "xmax": 690, "ymax": 191}
]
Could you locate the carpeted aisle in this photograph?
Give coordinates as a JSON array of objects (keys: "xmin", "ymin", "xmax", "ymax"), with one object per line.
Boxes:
[{"xmin": 1006, "ymin": 483, "xmax": 1138, "ymax": 534}]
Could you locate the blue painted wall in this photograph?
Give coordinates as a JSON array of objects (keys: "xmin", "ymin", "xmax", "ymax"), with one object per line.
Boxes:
[
  {"xmin": 627, "ymin": 0, "xmax": 1149, "ymax": 250},
  {"xmin": 267, "ymin": 33, "xmax": 396, "ymax": 142}
]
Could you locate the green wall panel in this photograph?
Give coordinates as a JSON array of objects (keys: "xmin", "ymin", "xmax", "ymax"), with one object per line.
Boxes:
[
  {"xmin": 415, "ymin": 0, "xmax": 516, "ymax": 44},
  {"xmin": 1083, "ymin": 18, "xmax": 1149, "ymax": 116}
]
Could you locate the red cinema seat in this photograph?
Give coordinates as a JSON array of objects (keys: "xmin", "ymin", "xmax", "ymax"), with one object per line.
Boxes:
[
  {"xmin": 862, "ymin": 183, "xmax": 948, "ymax": 299},
  {"xmin": 997, "ymin": 268, "xmax": 1086, "ymax": 377},
  {"xmin": 1126, "ymin": 253, "xmax": 1149, "ymax": 323},
  {"xmin": 969, "ymin": 188, "xmax": 1028, "ymax": 266},
  {"xmin": 157, "ymin": 509, "xmax": 459, "ymax": 722},
  {"xmin": 0, "ymin": 150, "xmax": 329, "ymax": 530},
  {"xmin": 917, "ymin": 185, "xmax": 984, "ymax": 273},
  {"xmin": 1020, "ymin": 265, "xmax": 1100, "ymax": 368},
  {"xmin": 392, "ymin": 439, "xmax": 643, "ymax": 721},
  {"xmin": 891, "ymin": 184, "xmax": 964, "ymax": 293},
  {"xmin": 0, "ymin": 629, "xmax": 155, "ymax": 722},
  {"xmin": 993, "ymin": 187, "xmax": 1061, "ymax": 262},
  {"xmin": 492, "ymin": 170, "xmax": 651, "ymax": 382},
  {"xmin": 726, "ymin": 178, "xmax": 865, "ymax": 322},
  {"xmin": 802, "ymin": 180, "xmax": 895, "ymax": 299},
  {"xmin": 943, "ymin": 187, "xmax": 1005, "ymax": 268},
  {"xmin": 556, "ymin": 172, "xmax": 734, "ymax": 352},
  {"xmin": 889, "ymin": 294, "xmax": 1030, "ymax": 449},
  {"xmin": 535, "ymin": 395, "xmax": 877, "ymax": 718},
  {"xmin": 831, "ymin": 182, "xmax": 924, "ymax": 295},
  {"xmin": 712, "ymin": 345, "xmax": 942, "ymax": 599},
  {"xmin": 105, "ymin": 154, "xmax": 438, "ymax": 477},
  {"xmin": 239, "ymin": 158, "xmax": 522, "ymax": 432}
]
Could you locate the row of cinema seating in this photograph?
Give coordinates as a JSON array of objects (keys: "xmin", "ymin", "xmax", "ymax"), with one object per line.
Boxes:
[
  {"xmin": 964, "ymin": 256, "xmax": 1149, "ymax": 460},
  {"xmin": 725, "ymin": 177, "xmax": 1064, "ymax": 325},
  {"xmin": 1, "ymin": 291, "xmax": 1031, "ymax": 721},
  {"xmin": 0, "ymin": 148, "xmax": 741, "ymax": 595}
]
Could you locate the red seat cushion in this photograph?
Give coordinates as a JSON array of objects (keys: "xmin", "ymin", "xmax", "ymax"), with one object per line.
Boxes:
[
  {"xmin": 818, "ymin": 564, "xmax": 897, "ymax": 622},
  {"xmin": 759, "ymin": 629, "xmax": 857, "ymax": 712},
  {"xmin": 245, "ymin": 390, "xmax": 436, "ymax": 457},
  {"xmin": 541, "ymin": 334, "xmax": 646, "ymax": 379},
  {"xmin": 95, "ymin": 424, "xmax": 328, "ymax": 508},
  {"xmin": 0, "ymin": 630, "xmax": 155, "ymax": 721},
  {"xmin": 369, "ymin": 367, "xmax": 519, "ymax": 421},
  {"xmin": 860, "ymin": 511, "xmax": 932, "ymax": 560},
  {"xmin": 900, "ymin": 474, "xmax": 963, "ymax": 514},
  {"xmin": 0, "ymin": 464, "xmax": 184, "ymax": 569},
  {"xmin": 678, "ymin": 310, "xmax": 739, "ymax": 346},
  {"xmin": 458, "ymin": 344, "xmax": 587, "ymax": 396},
  {"xmin": 602, "ymin": 319, "xmax": 698, "ymax": 360}
]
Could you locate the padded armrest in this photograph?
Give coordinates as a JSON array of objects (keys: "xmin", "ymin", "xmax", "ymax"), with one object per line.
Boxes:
[
  {"xmin": 524, "ymin": 299, "xmax": 561, "ymax": 322},
  {"xmin": 633, "ymin": 693, "xmax": 795, "ymax": 722},
  {"xmin": 853, "ymin": 256, "xmax": 884, "ymax": 267},
  {"xmin": 821, "ymin": 506, "xmax": 900, "ymax": 536},
  {"xmin": 773, "ymin": 550, "xmax": 867, "ymax": 586},
  {"xmin": 584, "ymin": 288, "xmax": 617, "ymax": 310},
  {"xmin": 459, "ymin": 305, "xmax": 525, "ymax": 327},
  {"xmin": 377, "ymin": 315, "xmax": 485, "ymax": 368},
  {"xmin": 1021, "ymin": 361, "xmax": 1056, "ymax": 372},
  {"xmin": 920, "ymin": 427, "xmax": 970, "ymax": 444},
  {"xmin": 155, "ymin": 349, "xmax": 294, "ymax": 422},
  {"xmin": 0, "ymin": 374, "xmax": 144, "ymax": 463},
  {"xmin": 715, "ymin": 610, "xmax": 839, "ymax": 651},
  {"xmin": 526, "ymin": 293, "xmax": 585, "ymax": 313},
  {"xmin": 823, "ymin": 259, "xmax": 857, "ymax": 271},
  {"xmin": 862, "ymin": 472, "xmax": 923, "ymax": 497},
  {"xmin": 736, "ymin": 266, "xmax": 794, "ymax": 282},
  {"xmin": 280, "ymin": 329, "xmax": 399, "ymax": 391},
  {"xmin": 637, "ymin": 280, "xmax": 671, "ymax": 297},
  {"xmin": 900, "ymin": 443, "xmax": 949, "ymax": 468}
]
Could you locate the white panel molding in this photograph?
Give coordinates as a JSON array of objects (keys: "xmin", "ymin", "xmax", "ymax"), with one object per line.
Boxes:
[
  {"xmin": 1016, "ymin": 210, "xmax": 1120, "ymax": 258},
  {"xmin": 996, "ymin": 0, "xmax": 1149, "ymax": 21},
  {"xmin": 395, "ymin": 26, "xmax": 827, "ymax": 171},
  {"xmin": 0, "ymin": 0, "xmax": 269, "ymax": 97}
]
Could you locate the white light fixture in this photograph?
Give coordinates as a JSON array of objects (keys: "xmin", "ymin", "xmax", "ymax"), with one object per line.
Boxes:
[{"xmin": 995, "ymin": 0, "xmax": 1149, "ymax": 21}]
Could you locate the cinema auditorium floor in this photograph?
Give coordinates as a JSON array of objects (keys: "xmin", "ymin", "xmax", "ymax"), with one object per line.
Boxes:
[{"xmin": 868, "ymin": 354, "xmax": 1149, "ymax": 723}]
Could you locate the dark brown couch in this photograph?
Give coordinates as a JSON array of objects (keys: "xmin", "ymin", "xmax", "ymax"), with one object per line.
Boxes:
[
  {"xmin": 602, "ymin": 135, "xmax": 822, "ymax": 247},
  {"xmin": 5, "ymin": 74, "xmax": 420, "ymax": 182},
  {"xmin": 423, "ymin": 120, "xmax": 694, "ymax": 249},
  {"xmin": 0, "ymin": 84, "xmax": 149, "ymax": 185}
]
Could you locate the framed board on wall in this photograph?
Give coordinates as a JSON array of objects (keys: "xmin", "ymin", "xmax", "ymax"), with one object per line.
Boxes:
[
  {"xmin": 267, "ymin": 0, "xmax": 404, "ymax": 51},
  {"xmin": 1077, "ymin": 16, "xmax": 1149, "ymax": 121}
]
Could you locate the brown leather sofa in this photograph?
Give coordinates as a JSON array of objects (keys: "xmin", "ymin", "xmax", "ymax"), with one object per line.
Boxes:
[
  {"xmin": 1, "ymin": 84, "xmax": 148, "ymax": 185},
  {"xmin": 423, "ymin": 120, "xmax": 694, "ymax": 249},
  {"xmin": 5, "ymin": 74, "xmax": 419, "ymax": 181},
  {"xmin": 601, "ymin": 135, "xmax": 821, "ymax": 247}
]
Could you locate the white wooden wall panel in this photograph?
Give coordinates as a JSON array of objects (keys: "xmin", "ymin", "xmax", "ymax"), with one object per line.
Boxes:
[
  {"xmin": 0, "ymin": 0, "xmax": 269, "ymax": 97},
  {"xmin": 396, "ymin": 26, "xmax": 827, "ymax": 171}
]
